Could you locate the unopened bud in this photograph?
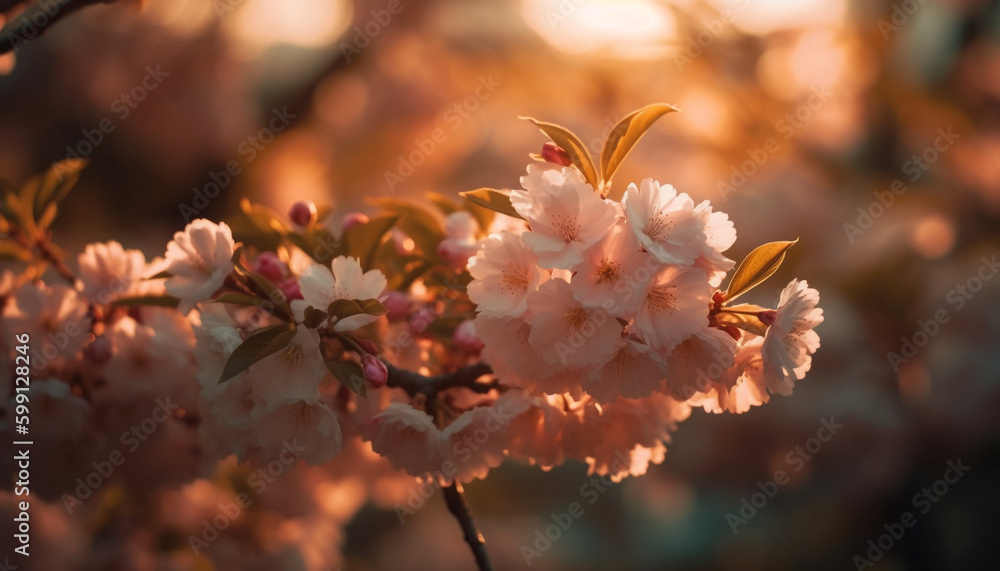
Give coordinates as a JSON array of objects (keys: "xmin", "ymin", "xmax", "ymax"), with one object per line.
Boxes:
[
  {"xmin": 278, "ymin": 278, "xmax": 303, "ymax": 301},
  {"xmin": 361, "ymin": 354, "xmax": 388, "ymax": 389},
  {"xmin": 289, "ymin": 201, "xmax": 317, "ymax": 227},
  {"xmin": 453, "ymin": 319, "xmax": 484, "ymax": 353},
  {"xmin": 253, "ymin": 251, "xmax": 287, "ymax": 282},
  {"xmin": 342, "ymin": 212, "xmax": 370, "ymax": 233},
  {"xmin": 758, "ymin": 310, "xmax": 777, "ymax": 326},
  {"xmin": 541, "ymin": 142, "xmax": 572, "ymax": 166}
]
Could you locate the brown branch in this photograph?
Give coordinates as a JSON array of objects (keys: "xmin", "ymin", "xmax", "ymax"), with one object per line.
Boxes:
[
  {"xmin": 385, "ymin": 361, "xmax": 494, "ymax": 397},
  {"xmin": 442, "ymin": 482, "xmax": 493, "ymax": 571}
]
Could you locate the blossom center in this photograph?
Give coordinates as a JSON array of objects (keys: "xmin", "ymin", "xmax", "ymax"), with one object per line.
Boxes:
[
  {"xmin": 500, "ymin": 264, "xmax": 530, "ymax": 294},
  {"xmin": 596, "ymin": 258, "xmax": 622, "ymax": 284},
  {"xmin": 550, "ymin": 213, "xmax": 581, "ymax": 242},
  {"xmin": 645, "ymin": 285, "xmax": 678, "ymax": 313},
  {"xmin": 563, "ymin": 308, "xmax": 591, "ymax": 331},
  {"xmin": 645, "ymin": 214, "xmax": 676, "ymax": 241}
]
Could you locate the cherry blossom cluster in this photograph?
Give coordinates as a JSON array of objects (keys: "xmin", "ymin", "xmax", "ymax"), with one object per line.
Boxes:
[{"xmin": 467, "ymin": 161, "xmax": 824, "ymax": 415}]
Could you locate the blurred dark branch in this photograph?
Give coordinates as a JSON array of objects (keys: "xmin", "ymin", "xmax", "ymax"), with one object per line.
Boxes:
[
  {"xmin": 443, "ymin": 482, "xmax": 493, "ymax": 571},
  {"xmin": 0, "ymin": 0, "xmax": 120, "ymax": 56}
]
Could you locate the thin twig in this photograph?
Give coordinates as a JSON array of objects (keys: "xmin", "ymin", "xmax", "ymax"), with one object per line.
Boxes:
[{"xmin": 442, "ymin": 482, "xmax": 493, "ymax": 571}]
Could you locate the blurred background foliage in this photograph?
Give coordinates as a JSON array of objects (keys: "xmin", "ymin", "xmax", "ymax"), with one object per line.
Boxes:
[{"xmin": 1, "ymin": 0, "xmax": 999, "ymax": 569}]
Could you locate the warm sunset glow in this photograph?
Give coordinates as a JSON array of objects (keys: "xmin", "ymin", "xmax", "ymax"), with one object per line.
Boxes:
[
  {"xmin": 521, "ymin": 0, "xmax": 678, "ymax": 60},
  {"xmin": 229, "ymin": 0, "xmax": 353, "ymax": 50}
]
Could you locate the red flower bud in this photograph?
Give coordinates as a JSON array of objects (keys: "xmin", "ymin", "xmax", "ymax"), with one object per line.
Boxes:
[
  {"xmin": 289, "ymin": 201, "xmax": 317, "ymax": 227},
  {"xmin": 541, "ymin": 142, "xmax": 572, "ymax": 166},
  {"xmin": 253, "ymin": 251, "xmax": 287, "ymax": 282}
]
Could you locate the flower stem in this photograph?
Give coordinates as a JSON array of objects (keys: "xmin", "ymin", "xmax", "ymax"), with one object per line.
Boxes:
[{"xmin": 442, "ymin": 482, "xmax": 493, "ymax": 571}]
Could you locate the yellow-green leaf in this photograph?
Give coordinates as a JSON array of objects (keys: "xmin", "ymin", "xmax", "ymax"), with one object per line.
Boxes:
[
  {"xmin": 715, "ymin": 310, "xmax": 769, "ymax": 337},
  {"xmin": 600, "ymin": 103, "xmax": 678, "ymax": 186},
  {"xmin": 520, "ymin": 116, "xmax": 600, "ymax": 190},
  {"xmin": 343, "ymin": 213, "xmax": 399, "ymax": 269},
  {"xmin": 724, "ymin": 239, "xmax": 798, "ymax": 303},
  {"xmin": 328, "ymin": 298, "xmax": 388, "ymax": 321},
  {"xmin": 0, "ymin": 239, "xmax": 31, "ymax": 262},
  {"xmin": 369, "ymin": 197, "xmax": 445, "ymax": 257},
  {"xmin": 459, "ymin": 188, "xmax": 524, "ymax": 220}
]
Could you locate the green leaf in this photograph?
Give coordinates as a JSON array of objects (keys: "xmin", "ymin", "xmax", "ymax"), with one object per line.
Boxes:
[
  {"xmin": 368, "ymin": 197, "xmax": 445, "ymax": 257},
  {"xmin": 231, "ymin": 246, "xmax": 293, "ymax": 321},
  {"xmin": 520, "ymin": 116, "xmax": 600, "ymax": 190},
  {"xmin": 459, "ymin": 188, "xmax": 524, "ymax": 220},
  {"xmin": 328, "ymin": 298, "xmax": 388, "ymax": 321},
  {"xmin": 724, "ymin": 239, "xmax": 798, "ymax": 303},
  {"xmin": 323, "ymin": 356, "xmax": 366, "ymax": 396},
  {"xmin": 302, "ymin": 306, "xmax": 327, "ymax": 328},
  {"xmin": 425, "ymin": 191, "xmax": 460, "ymax": 216},
  {"xmin": 716, "ymin": 306, "xmax": 770, "ymax": 337},
  {"xmin": 343, "ymin": 213, "xmax": 399, "ymax": 269},
  {"xmin": 287, "ymin": 226, "xmax": 344, "ymax": 264},
  {"xmin": 113, "ymin": 295, "xmax": 181, "ymax": 308},
  {"xmin": 218, "ymin": 324, "xmax": 297, "ymax": 384},
  {"xmin": 599, "ymin": 103, "xmax": 678, "ymax": 186}
]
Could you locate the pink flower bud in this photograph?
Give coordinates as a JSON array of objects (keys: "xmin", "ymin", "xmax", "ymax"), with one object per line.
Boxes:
[
  {"xmin": 541, "ymin": 142, "xmax": 572, "ymax": 166},
  {"xmin": 361, "ymin": 354, "xmax": 388, "ymax": 389},
  {"xmin": 253, "ymin": 251, "xmax": 287, "ymax": 282},
  {"xmin": 758, "ymin": 310, "xmax": 777, "ymax": 326},
  {"xmin": 453, "ymin": 319, "xmax": 484, "ymax": 353},
  {"xmin": 279, "ymin": 278, "xmax": 303, "ymax": 301},
  {"xmin": 382, "ymin": 291, "xmax": 411, "ymax": 321},
  {"xmin": 85, "ymin": 336, "xmax": 113, "ymax": 365},
  {"xmin": 342, "ymin": 212, "xmax": 370, "ymax": 233},
  {"xmin": 288, "ymin": 201, "xmax": 317, "ymax": 227}
]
